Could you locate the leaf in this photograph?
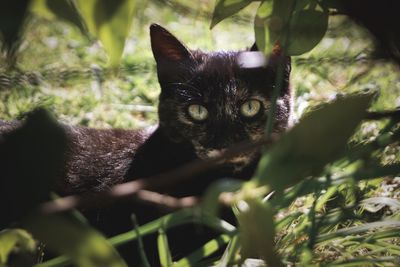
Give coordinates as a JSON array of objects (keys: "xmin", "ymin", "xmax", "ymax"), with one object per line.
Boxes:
[
  {"xmin": 237, "ymin": 199, "xmax": 282, "ymax": 266},
  {"xmin": 109, "ymin": 209, "xmax": 192, "ymax": 247},
  {"xmin": 217, "ymin": 235, "xmax": 240, "ymax": 267},
  {"xmin": 30, "ymin": 0, "xmax": 86, "ymax": 33},
  {"xmin": 24, "ymin": 213, "xmax": 127, "ymax": 267},
  {"xmin": 0, "ymin": 229, "xmax": 36, "ymax": 265},
  {"xmin": 0, "ymin": 109, "xmax": 67, "ymax": 227},
  {"xmin": 254, "ymin": 0, "xmax": 273, "ymax": 53},
  {"xmin": 253, "ymin": 92, "xmax": 375, "ymax": 192},
  {"xmin": 286, "ymin": 9, "xmax": 329, "ymax": 55},
  {"xmin": 255, "ymin": 0, "xmax": 329, "ymax": 55},
  {"xmin": 157, "ymin": 225, "xmax": 172, "ymax": 267},
  {"xmin": 0, "ymin": 0, "xmax": 31, "ymax": 66},
  {"xmin": 210, "ymin": 0, "xmax": 254, "ymax": 29},
  {"xmin": 40, "ymin": 209, "xmax": 236, "ymax": 267},
  {"xmin": 173, "ymin": 234, "xmax": 231, "ymax": 267},
  {"xmin": 75, "ymin": 0, "xmax": 135, "ymax": 66}
]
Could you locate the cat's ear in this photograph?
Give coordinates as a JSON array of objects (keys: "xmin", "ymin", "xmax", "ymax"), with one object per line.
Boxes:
[{"xmin": 150, "ymin": 24, "xmax": 192, "ymax": 63}]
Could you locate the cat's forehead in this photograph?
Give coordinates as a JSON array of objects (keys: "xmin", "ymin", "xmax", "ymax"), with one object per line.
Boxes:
[
  {"xmin": 192, "ymin": 51, "xmax": 241, "ymax": 75},
  {"xmin": 186, "ymin": 51, "xmax": 273, "ymax": 99}
]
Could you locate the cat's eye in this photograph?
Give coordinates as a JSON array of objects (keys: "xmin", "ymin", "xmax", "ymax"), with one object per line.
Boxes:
[
  {"xmin": 240, "ymin": 100, "xmax": 261, "ymax": 117},
  {"xmin": 188, "ymin": 104, "xmax": 208, "ymax": 121}
]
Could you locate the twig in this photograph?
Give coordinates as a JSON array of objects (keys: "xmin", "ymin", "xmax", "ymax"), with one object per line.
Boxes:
[
  {"xmin": 35, "ymin": 107, "xmax": 400, "ymax": 215},
  {"xmin": 37, "ymin": 135, "xmax": 277, "ymax": 215},
  {"xmin": 136, "ymin": 190, "xmax": 199, "ymax": 210},
  {"xmin": 365, "ymin": 109, "xmax": 400, "ymax": 121}
]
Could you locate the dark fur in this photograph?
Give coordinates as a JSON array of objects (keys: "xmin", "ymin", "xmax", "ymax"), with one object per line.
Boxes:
[{"xmin": 0, "ymin": 24, "xmax": 292, "ymax": 265}]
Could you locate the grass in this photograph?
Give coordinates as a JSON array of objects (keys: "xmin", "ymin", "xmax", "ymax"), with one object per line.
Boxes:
[{"xmin": 0, "ymin": 0, "xmax": 399, "ymax": 266}]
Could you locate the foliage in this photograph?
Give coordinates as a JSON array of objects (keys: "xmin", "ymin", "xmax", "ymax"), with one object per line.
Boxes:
[{"xmin": 0, "ymin": 0, "xmax": 399, "ymax": 266}]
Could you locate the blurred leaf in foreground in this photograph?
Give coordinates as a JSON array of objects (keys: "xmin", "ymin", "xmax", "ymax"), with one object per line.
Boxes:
[
  {"xmin": 0, "ymin": 109, "xmax": 67, "ymax": 228},
  {"xmin": 254, "ymin": 0, "xmax": 329, "ymax": 55},
  {"xmin": 75, "ymin": 0, "xmax": 135, "ymax": 67},
  {"xmin": 210, "ymin": 0, "xmax": 253, "ymax": 29},
  {"xmin": 0, "ymin": 0, "xmax": 31, "ymax": 67},
  {"xmin": 25, "ymin": 212, "xmax": 127, "ymax": 267},
  {"xmin": 237, "ymin": 198, "xmax": 282, "ymax": 266},
  {"xmin": 253, "ymin": 92, "xmax": 375, "ymax": 192},
  {"xmin": 30, "ymin": 0, "xmax": 86, "ymax": 34},
  {"xmin": 0, "ymin": 229, "xmax": 36, "ymax": 267}
]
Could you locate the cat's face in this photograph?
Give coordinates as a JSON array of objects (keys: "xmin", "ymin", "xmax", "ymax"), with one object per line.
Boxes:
[{"xmin": 150, "ymin": 24, "xmax": 292, "ymax": 170}]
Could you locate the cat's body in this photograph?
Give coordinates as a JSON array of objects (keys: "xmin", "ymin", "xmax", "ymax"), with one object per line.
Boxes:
[{"xmin": 0, "ymin": 24, "xmax": 292, "ymax": 265}]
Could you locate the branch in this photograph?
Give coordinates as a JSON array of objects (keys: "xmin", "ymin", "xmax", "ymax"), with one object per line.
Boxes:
[
  {"xmin": 38, "ymin": 135, "xmax": 277, "ymax": 215},
  {"xmin": 365, "ymin": 109, "xmax": 400, "ymax": 121}
]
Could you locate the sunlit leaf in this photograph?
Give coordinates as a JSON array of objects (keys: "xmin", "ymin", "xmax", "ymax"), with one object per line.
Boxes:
[
  {"xmin": 173, "ymin": 235, "xmax": 230, "ymax": 267},
  {"xmin": 157, "ymin": 225, "xmax": 172, "ymax": 267},
  {"xmin": 253, "ymin": 92, "xmax": 375, "ymax": 192},
  {"xmin": 24, "ymin": 213, "xmax": 127, "ymax": 267},
  {"xmin": 237, "ymin": 199, "xmax": 282, "ymax": 266},
  {"xmin": 37, "ymin": 210, "xmax": 195, "ymax": 267},
  {"xmin": 255, "ymin": 0, "xmax": 329, "ymax": 55},
  {"xmin": 210, "ymin": 0, "xmax": 254, "ymax": 29},
  {"xmin": 30, "ymin": 0, "xmax": 86, "ymax": 33},
  {"xmin": 217, "ymin": 235, "xmax": 240, "ymax": 267},
  {"xmin": 75, "ymin": 0, "xmax": 135, "ymax": 66},
  {"xmin": 0, "ymin": 229, "xmax": 36, "ymax": 265}
]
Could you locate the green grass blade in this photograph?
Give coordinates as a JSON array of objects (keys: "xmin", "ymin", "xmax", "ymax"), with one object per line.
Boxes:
[
  {"xmin": 316, "ymin": 220, "xmax": 400, "ymax": 243},
  {"xmin": 157, "ymin": 223, "xmax": 172, "ymax": 267},
  {"xmin": 217, "ymin": 234, "xmax": 240, "ymax": 267},
  {"xmin": 173, "ymin": 234, "xmax": 231, "ymax": 267},
  {"xmin": 131, "ymin": 214, "xmax": 150, "ymax": 267}
]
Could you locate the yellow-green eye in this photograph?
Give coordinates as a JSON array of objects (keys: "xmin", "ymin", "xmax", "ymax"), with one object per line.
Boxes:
[
  {"xmin": 188, "ymin": 104, "xmax": 208, "ymax": 121},
  {"xmin": 240, "ymin": 100, "xmax": 261, "ymax": 117}
]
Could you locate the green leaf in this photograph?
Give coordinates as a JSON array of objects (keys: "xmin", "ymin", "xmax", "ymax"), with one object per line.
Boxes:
[
  {"xmin": 286, "ymin": 9, "xmax": 329, "ymax": 55},
  {"xmin": 254, "ymin": 0, "xmax": 273, "ymax": 53},
  {"xmin": 109, "ymin": 209, "xmax": 192, "ymax": 247},
  {"xmin": 75, "ymin": 0, "xmax": 135, "ymax": 66},
  {"xmin": 173, "ymin": 235, "xmax": 231, "ymax": 267},
  {"xmin": 210, "ymin": 0, "xmax": 254, "ymax": 29},
  {"xmin": 0, "ymin": 229, "xmax": 36, "ymax": 265},
  {"xmin": 24, "ymin": 213, "xmax": 127, "ymax": 267},
  {"xmin": 39, "ymin": 209, "xmax": 236, "ymax": 267},
  {"xmin": 254, "ymin": 0, "xmax": 329, "ymax": 55},
  {"xmin": 157, "ymin": 225, "xmax": 172, "ymax": 267},
  {"xmin": 217, "ymin": 235, "xmax": 240, "ymax": 267},
  {"xmin": 30, "ymin": 0, "xmax": 86, "ymax": 33},
  {"xmin": 237, "ymin": 199, "xmax": 282, "ymax": 266},
  {"xmin": 253, "ymin": 92, "xmax": 375, "ymax": 192}
]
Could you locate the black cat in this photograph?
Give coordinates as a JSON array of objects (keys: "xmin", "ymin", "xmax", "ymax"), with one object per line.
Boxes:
[{"xmin": 0, "ymin": 24, "xmax": 292, "ymax": 265}]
